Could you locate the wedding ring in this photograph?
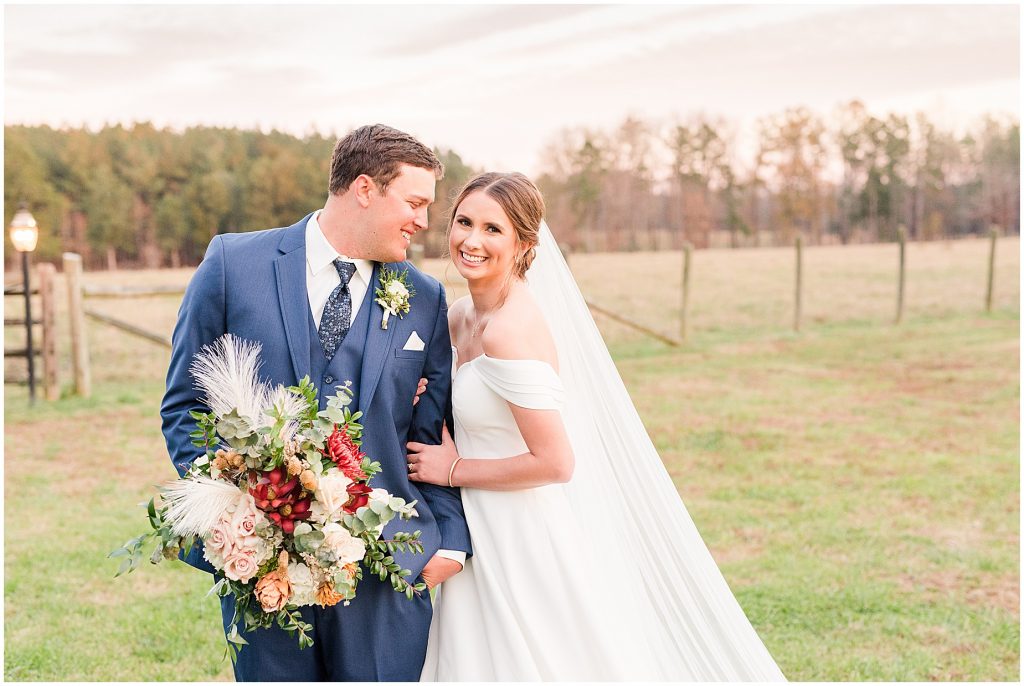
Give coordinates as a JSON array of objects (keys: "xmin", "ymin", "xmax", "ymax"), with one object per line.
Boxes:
[{"xmin": 407, "ymin": 462, "xmax": 415, "ymax": 472}]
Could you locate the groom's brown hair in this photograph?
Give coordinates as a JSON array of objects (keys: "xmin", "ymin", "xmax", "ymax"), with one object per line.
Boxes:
[{"xmin": 329, "ymin": 124, "xmax": 443, "ymax": 195}]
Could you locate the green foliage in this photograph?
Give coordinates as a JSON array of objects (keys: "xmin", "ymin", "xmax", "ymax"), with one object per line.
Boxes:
[
  {"xmin": 5, "ymin": 108, "xmax": 1017, "ymax": 268},
  {"xmin": 188, "ymin": 409, "xmax": 219, "ymax": 451},
  {"xmin": 4, "ymin": 123, "xmax": 333, "ymax": 268},
  {"xmin": 107, "ymin": 494, "xmax": 191, "ymax": 580}
]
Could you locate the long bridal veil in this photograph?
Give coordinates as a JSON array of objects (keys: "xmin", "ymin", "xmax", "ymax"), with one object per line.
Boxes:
[{"xmin": 525, "ymin": 222, "xmax": 786, "ymax": 681}]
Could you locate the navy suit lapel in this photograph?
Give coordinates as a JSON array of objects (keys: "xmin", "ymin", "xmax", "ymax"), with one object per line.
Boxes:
[
  {"xmin": 358, "ymin": 262, "xmax": 399, "ymax": 414},
  {"xmin": 274, "ymin": 217, "xmax": 313, "ymax": 385}
]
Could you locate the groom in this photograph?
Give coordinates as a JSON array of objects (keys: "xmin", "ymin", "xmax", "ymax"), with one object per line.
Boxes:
[{"xmin": 160, "ymin": 124, "xmax": 471, "ymax": 681}]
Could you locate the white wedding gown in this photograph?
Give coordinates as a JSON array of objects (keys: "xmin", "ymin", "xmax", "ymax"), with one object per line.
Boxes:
[
  {"xmin": 421, "ymin": 222, "xmax": 786, "ymax": 682},
  {"xmin": 421, "ymin": 352, "xmax": 663, "ymax": 681}
]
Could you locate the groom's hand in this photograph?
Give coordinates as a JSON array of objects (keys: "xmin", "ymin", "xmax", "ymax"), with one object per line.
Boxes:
[{"xmin": 421, "ymin": 555, "xmax": 463, "ymax": 590}]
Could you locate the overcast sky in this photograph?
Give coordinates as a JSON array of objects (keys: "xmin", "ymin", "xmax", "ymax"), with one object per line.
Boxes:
[{"xmin": 4, "ymin": 3, "xmax": 1020, "ymax": 176}]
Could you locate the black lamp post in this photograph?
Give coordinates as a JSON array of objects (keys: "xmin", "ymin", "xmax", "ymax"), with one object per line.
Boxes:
[{"xmin": 9, "ymin": 204, "xmax": 39, "ymax": 404}]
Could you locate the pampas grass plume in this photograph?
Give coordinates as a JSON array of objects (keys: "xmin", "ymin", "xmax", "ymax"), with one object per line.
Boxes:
[
  {"xmin": 190, "ymin": 334, "xmax": 271, "ymax": 425},
  {"xmin": 162, "ymin": 477, "xmax": 244, "ymax": 538}
]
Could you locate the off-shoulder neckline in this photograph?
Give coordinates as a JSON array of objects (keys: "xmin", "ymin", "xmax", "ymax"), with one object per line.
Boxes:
[{"xmin": 453, "ymin": 347, "xmax": 558, "ymax": 377}]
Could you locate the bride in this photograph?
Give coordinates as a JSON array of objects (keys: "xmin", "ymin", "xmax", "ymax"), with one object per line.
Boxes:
[{"xmin": 406, "ymin": 172, "xmax": 785, "ymax": 681}]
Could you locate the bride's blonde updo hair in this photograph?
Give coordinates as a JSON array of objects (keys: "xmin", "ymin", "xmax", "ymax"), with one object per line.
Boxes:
[{"xmin": 448, "ymin": 172, "xmax": 545, "ymax": 280}]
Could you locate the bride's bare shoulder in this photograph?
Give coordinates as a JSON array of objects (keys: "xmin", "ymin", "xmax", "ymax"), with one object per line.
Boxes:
[
  {"xmin": 449, "ymin": 295, "xmax": 472, "ymax": 317},
  {"xmin": 448, "ymin": 295, "xmax": 471, "ymax": 327},
  {"xmin": 481, "ymin": 286, "xmax": 558, "ymax": 371}
]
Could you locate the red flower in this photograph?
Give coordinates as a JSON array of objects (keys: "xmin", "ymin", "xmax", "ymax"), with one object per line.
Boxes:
[
  {"xmin": 249, "ymin": 466, "xmax": 311, "ymax": 534},
  {"xmin": 325, "ymin": 426, "xmax": 367, "ymax": 482},
  {"xmin": 344, "ymin": 482, "xmax": 372, "ymax": 514}
]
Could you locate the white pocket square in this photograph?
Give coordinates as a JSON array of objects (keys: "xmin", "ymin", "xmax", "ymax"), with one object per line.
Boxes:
[{"xmin": 403, "ymin": 331, "xmax": 425, "ymax": 351}]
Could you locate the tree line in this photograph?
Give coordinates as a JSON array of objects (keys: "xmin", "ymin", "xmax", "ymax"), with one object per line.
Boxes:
[
  {"xmin": 538, "ymin": 101, "xmax": 1019, "ymax": 251},
  {"xmin": 3, "ymin": 100, "xmax": 1018, "ymax": 269}
]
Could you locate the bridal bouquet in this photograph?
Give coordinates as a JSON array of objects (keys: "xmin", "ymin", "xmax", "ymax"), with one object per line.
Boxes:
[{"xmin": 110, "ymin": 334, "xmax": 425, "ymax": 657}]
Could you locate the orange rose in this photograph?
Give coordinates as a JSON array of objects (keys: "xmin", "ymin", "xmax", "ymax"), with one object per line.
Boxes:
[{"xmin": 254, "ymin": 551, "xmax": 293, "ymax": 612}]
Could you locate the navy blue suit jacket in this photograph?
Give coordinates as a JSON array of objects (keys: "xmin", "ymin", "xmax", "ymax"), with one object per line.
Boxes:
[{"xmin": 160, "ymin": 214, "xmax": 472, "ymax": 577}]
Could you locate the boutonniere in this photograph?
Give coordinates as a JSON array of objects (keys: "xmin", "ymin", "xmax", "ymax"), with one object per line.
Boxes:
[{"xmin": 375, "ymin": 267, "xmax": 415, "ymax": 330}]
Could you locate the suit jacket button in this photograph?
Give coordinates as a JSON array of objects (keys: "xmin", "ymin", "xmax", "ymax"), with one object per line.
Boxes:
[{"xmin": 324, "ymin": 375, "xmax": 334, "ymax": 385}]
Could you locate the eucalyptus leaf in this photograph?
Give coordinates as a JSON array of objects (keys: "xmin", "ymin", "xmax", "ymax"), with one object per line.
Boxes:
[
  {"xmin": 294, "ymin": 530, "xmax": 325, "ymax": 554},
  {"xmin": 358, "ymin": 509, "xmax": 381, "ymax": 528},
  {"xmin": 324, "ymin": 406, "xmax": 346, "ymax": 424}
]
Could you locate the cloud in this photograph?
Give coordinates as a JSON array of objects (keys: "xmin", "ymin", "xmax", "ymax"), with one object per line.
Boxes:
[
  {"xmin": 382, "ymin": 4, "xmax": 603, "ymax": 58},
  {"xmin": 4, "ymin": 4, "xmax": 1017, "ymax": 175}
]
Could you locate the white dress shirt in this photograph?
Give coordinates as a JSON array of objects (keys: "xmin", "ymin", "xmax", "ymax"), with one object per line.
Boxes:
[
  {"xmin": 305, "ymin": 211, "xmax": 466, "ymax": 570},
  {"xmin": 306, "ymin": 211, "xmax": 373, "ymax": 328}
]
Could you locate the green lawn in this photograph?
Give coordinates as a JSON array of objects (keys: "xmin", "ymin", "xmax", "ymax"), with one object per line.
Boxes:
[
  {"xmin": 4, "ymin": 239, "xmax": 1019, "ymax": 680},
  {"xmin": 618, "ymin": 313, "xmax": 1018, "ymax": 681}
]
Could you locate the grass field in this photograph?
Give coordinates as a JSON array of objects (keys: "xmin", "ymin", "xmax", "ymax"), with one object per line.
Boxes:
[{"xmin": 4, "ymin": 237, "xmax": 1020, "ymax": 681}]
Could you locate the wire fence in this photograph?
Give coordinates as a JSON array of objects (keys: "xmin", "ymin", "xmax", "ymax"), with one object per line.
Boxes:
[{"xmin": 4, "ymin": 233, "xmax": 1018, "ymax": 400}]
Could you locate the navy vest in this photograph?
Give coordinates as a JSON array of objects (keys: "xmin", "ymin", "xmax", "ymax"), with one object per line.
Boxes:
[{"xmin": 308, "ymin": 268, "xmax": 376, "ymax": 411}]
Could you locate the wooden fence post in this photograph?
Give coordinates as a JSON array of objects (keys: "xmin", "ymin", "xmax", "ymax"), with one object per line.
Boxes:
[
  {"xmin": 794, "ymin": 235, "xmax": 803, "ymax": 332},
  {"xmin": 37, "ymin": 263, "xmax": 59, "ymax": 401},
  {"xmin": 681, "ymin": 242, "xmax": 692, "ymax": 341},
  {"xmin": 895, "ymin": 227, "xmax": 906, "ymax": 325},
  {"xmin": 985, "ymin": 227, "xmax": 998, "ymax": 312},
  {"xmin": 63, "ymin": 252, "xmax": 91, "ymax": 398}
]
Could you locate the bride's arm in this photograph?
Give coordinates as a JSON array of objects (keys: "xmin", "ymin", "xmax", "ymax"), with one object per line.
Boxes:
[
  {"xmin": 406, "ymin": 308, "xmax": 575, "ymax": 490},
  {"xmin": 407, "ymin": 404, "xmax": 574, "ymax": 490}
]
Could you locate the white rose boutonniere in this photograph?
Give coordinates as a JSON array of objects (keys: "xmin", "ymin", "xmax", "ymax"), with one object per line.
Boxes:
[{"xmin": 375, "ymin": 267, "xmax": 415, "ymax": 330}]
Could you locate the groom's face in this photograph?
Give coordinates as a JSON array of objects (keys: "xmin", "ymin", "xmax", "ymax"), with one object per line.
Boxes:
[{"xmin": 364, "ymin": 164, "xmax": 436, "ymax": 263}]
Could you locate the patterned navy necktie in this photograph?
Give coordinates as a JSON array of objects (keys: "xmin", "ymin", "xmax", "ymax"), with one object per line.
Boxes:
[{"xmin": 319, "ymin": 259, "xmax": 357, "ymax": 359}]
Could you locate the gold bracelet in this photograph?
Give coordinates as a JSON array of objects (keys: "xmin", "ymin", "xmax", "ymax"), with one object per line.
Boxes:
[{"xmin": 447, "ymin": 457, "xmax": 463, "ymax": 488}]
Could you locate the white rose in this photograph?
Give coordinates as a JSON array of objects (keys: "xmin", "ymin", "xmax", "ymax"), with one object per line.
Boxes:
[
  {"xmin": 369, "ymin": 488, "xmax": 392, "ymax": 507},
  {"xmin": 314, "ymin": 468, "xmax": 353, "ymax": 523},
  {"xmin": 287, "ymin": 561, "xmax": 318, "ymax": 607},
  {"xmin": 321, "ymin": 522, "xmax": 366, "ymax": 565},
  {"xmin": 386, "ymin": 281, "xmax": 408, "ymax": 298}
]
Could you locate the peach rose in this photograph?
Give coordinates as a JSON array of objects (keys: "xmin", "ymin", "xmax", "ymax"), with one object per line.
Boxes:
[
  {"xmin": 254, "ymin": 552, "xmax": 293, "ymax": 612},
  {"xmin": 222, "ymin": 549, "xmax": 259, "ymax": 583},
  {"xmin": 205, "ymin": 522, "xmax": 233, "ymax": 558},
  {"xmin": 230, "ymin": 496, "xmax": 264, "ymax": 538}
]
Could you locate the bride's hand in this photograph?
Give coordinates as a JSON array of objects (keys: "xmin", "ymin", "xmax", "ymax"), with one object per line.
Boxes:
[{"xmin": 406, "ymin": 425, "xmax": 459, "ymax": 486}]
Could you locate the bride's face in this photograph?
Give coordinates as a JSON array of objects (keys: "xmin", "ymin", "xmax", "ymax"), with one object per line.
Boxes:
[{"xmin": 449, "ymin": 191, "xmax": 519, "ymax": 284}]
